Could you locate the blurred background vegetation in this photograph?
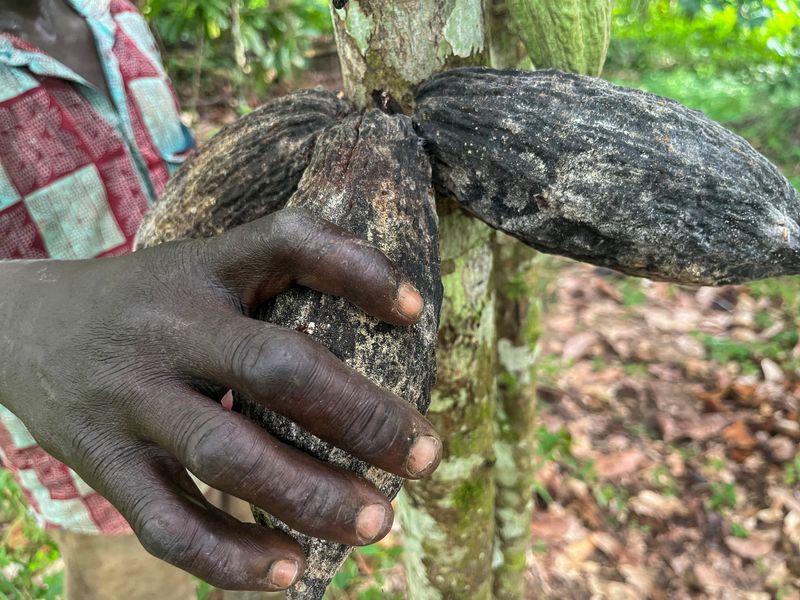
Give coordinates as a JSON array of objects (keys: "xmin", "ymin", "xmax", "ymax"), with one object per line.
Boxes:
[{"xmin": 1, "ymin": 1, "xmax": 798, "ymax": 598}]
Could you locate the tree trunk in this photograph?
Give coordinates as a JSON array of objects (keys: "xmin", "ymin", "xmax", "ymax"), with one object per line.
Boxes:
[
  {"xmin": 331, "ymin": 3, "xmax": 498, "ymax": 597},
  {"xmin": 397, "ymin": 203, "xmax": 498, "ymax": 599},
  {"xmin": 492, "ymin": 235, "xmax": 540, "ymax": 599}
]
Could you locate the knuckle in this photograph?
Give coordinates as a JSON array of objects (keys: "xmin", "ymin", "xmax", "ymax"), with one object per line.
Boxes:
[
  {"xmin": 135, "ymin": 506, "xmax": 193, "ymax": 564},
  {"xmin": 135, "ymin": 501, "xmax": 231, "ymax": 587},
  {"xmin": 183, "ymin": 420, "xmax": 269, "ymax": 492},
  {"xmin": 182, "ymin": 417, "xmax": 237, "ymax": 480},
  {"xmin": 286, "ymin": 474, "xmax": 349, "ymax": 530},
  {"xmin": 340, "ymin": 394, "xmax": 402, "ymax": 458},
  {"xmin": 267, "ymin": 208, "xmax": 318, "ymax": 255},
  {"xmin": 255, "ymin": 329, "xmax": 316, "ymax": 391},
  {"xmin": 271, "ymin": 206, "xmax": 315, "ymax": 233},
  {"xmin": 222, "ymin": 329, "xmax": 276, "ymax": 381}
]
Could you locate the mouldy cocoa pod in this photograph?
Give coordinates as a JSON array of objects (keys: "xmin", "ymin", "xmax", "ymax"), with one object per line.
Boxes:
[
  {"xmin": 414, "ymin": 68, "xmax": 800, "ymax": 285},
  {"xmin": 241, "ymin": 110, "xmax": 441, "ymax": 600},
  {"xmin": 135, "ymin": 89, "xmax": 350, "ymax": 247},
  {"xmin": 508, "ymin": 0, "xmax": 613, "ymax": 76}
]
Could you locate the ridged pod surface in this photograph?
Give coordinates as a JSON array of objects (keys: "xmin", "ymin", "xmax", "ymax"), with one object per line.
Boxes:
[
  {"xmin": 135, "ymin": 89, "xmax": 350, "ymax": 247},
  {"xmin": 242, "ymin": 110, "xmax": 442, "ymax": 599},
  {"xmin": 414, "ymin": 67, "xmax": 800, "ymax": 285},
  {"xmin": 507, "ymin": 0, "xmax": 613, "ymax": 75}
]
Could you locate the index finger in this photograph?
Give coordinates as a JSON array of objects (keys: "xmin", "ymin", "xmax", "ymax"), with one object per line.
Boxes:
[{"xmin": 206, "ymin": 208, "xmax": 424, "ymax": 325}]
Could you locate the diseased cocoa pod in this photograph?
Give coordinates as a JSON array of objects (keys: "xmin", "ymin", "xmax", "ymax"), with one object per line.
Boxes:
[
  {"xmin": 241, "ymin": 110, "xmax": 441, "ymax": 599},
  {"xmin": 414, "ymin": 68, "xmax": 800, "ymax": 285},
  {"xmin": 507, "ymin": 0, "xmax": 613, "ymax": 76},
  {"xmin": 135, "ymin": 89, "xmax": 350, "ymax": 247}
]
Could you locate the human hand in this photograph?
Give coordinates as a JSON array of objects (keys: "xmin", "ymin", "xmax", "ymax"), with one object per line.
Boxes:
[{"xmin": 0, "ymin": 208, "xmax": 441, "ymax": 591}]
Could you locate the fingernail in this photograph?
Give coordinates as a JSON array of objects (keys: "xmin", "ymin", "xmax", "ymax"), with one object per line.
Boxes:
[
  {"xmin": 356, "ymin": 504, "xmax": 388, "ymax": 543},
  {"xmin": 407, "ymin": 435, "xmax": 441, "ymax": 477},
  {"xmin": 268, "ymin": 559, "xmax": 299, "ymax": 589},
  {"xmin": 397, "ymin": 282, "xmax": 423, "ymax": 319}
]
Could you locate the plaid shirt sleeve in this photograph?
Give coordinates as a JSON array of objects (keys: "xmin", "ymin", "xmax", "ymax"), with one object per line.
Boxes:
[{"xmin": 0, "ymin": 0, "xmax": 194, "ymax": 534}]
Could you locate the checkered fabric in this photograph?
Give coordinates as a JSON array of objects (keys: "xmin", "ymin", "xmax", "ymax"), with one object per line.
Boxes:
[{"xmin": 0, "ymin": 0, "xmax": 194, "ymax": 534}]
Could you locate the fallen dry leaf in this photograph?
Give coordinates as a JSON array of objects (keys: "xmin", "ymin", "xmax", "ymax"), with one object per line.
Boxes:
[
  {"xmin": 530, "ymin": 511, "xmax": 572, "ymax": 542},
  {"xmin": 529, "ymin": 259, "xmax": 799, "ymax": 599},
  {"xmin": 593, "ymin": 277, "xmax": 624, "ymax": 303},
  {"xmin": 760, "ymin": 358, "xmax": 784, "ymax": 384},
  {"xmin": 630, "ymin": 490, "xmax": 689, "ymax": 520},
  {"xmin": 757, "ymin": 498, "xmax": 785, "ymax": 525},
  {"xmin": 731, "ymin": 376, "xmax": 760, "ymax": 407},
  {"xmin": 593, "ymin": 580, "xmax": 641, "ymax": 600},
  {"xmin": 554, "ymin": 536, "xmax": 597, "ymax": 577},
  {"xmin": 692, "ymin": 563, "xmax": 729, "ymax": 594},
  {"xmin": 564, "ymin": 537, "xmax": 595, "ymax": 563},
  {"xmin": 775, "ymin": 418, "xmax": 800, "ymax": 440},
  {"xmin": 620, "ymin": 564, "xmax": 654, "ymax": 596},
  {"xmin": 784, "ymin": 510, "xmax": 800, "ymax": 549},
  {"xmin": 594, "ymin": 449, "xmax": 646, "ymax": 480},
  {"xmin": 724, "ymin": 533, "xmax": 776, "ymax": 559},
  {"xmin": 770, "ymin": 488, "xmax": 800, "ymax": 514},
  {"xmin": 694, "ymin": 386, "xmax": 727, "ymax": 413},
  {"xmin": 673, "ymin": 414, "xmax": 735, "ymax": 442},
  {"xmin": 722, "ymin": 420, "xmax": 758, "ymax": 450},
  {"xmin": 562, "ymin": 331, "xmax": 600, "ymax": 362},
  {"xmin": 767, "ymin": 435, "xmax": 796, "ymax": 463},
  {"xmin": 589, "ymin": 531, "xmax": 625, "ymax": 562},
  {"xmin": 722, "ymin": 419, "xmax": 759, "ymax": 461}
]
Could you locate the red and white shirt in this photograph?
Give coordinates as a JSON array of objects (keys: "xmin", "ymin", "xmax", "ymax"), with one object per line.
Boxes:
[{"xmin": 0, "ymin": 0, "xmax": 193, "ymax": 533}]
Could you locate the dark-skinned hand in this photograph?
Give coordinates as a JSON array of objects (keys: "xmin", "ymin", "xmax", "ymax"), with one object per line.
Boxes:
[{"xmin": 0, "ymin": 208, "xmax": 441, "ymax": 591}]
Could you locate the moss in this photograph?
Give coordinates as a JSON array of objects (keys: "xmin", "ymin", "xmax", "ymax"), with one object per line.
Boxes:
[
  {"xmin": 452, "ymin": 479, "xmax": 487, "ymax": 511},
  {"xmin": 362, "ymin": 50, "xmax": 415, "ymax": 110},
  {"xmin": 402, "ymin": 211, "xmax": 497, "ymax": 600}
]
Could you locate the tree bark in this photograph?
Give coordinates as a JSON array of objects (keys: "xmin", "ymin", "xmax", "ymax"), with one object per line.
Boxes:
[
  {"xmin": 398, "ymin": 203, "xmax": 498, "ymax": 599},
  {"xmin": 331, "ymin": 2, "xmax": 498, "ymax": 597},
  {"xmin": 491, "ymin": 235, "xmax": 540, "ymax": 599}
]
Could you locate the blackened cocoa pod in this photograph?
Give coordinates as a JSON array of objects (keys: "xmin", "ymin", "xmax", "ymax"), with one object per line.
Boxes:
[
  {"xmin": 414, "ymin": 67, "xmax": 800, "ymax": 286},
  {"xmin": 241, "ymin": 111, "xmax": 441, "ymax": 599},
  {"xmin": 135, "ymin": 89, "xmax": 351, "ymax": 248}
]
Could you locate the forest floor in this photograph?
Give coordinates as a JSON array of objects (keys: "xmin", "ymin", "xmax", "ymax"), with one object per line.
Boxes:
[{"xmin": 522, "ymin": 260, "xmax": 800, "ymax": 600}]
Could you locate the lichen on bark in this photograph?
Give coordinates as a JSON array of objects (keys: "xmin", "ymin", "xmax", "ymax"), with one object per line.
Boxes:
[{"xmin": 331, "ymin": 0, "xmax": 487, "ymax": 110}]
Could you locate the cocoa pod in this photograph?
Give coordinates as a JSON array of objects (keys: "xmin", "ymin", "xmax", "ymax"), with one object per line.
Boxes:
[
  {"xmin": 508, "ymin": 0, "xmax": 613, "ymax": 76},
  {"xmin": 241, "ymin": 110, "xmax": 441, "ymax": 599},
  {"xmin": 135, "ymin": 89, "xmax": 350, "ymax": 247},
  {"xmin": 414, "ymin": 68, "xmax": 800, "ymax": 285}
]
